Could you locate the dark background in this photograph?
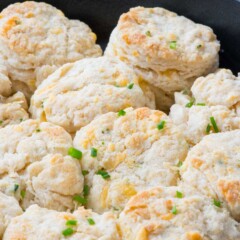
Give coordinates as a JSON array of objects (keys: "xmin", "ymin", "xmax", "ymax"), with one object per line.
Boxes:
[{"xmin": 1, "ymin": 0, "xmax": 240, "ymax": 73}]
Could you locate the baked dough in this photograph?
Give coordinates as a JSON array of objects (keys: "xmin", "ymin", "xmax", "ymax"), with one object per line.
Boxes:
[
  {"xmin": 73, "ymin": 107, "xmax": 188, "ymax": 213},
  {"xmin": 0, "ymin": 1, "xmax": 102, "ymax": 96}
]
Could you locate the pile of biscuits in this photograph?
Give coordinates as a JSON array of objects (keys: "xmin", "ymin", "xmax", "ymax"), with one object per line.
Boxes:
[{"xmin": 0, "ymin": 2, "xmax": 239, "ymax": 240}]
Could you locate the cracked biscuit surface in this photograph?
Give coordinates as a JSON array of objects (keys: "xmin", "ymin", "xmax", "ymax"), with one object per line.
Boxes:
[
  {"xmin": 0, "ymin": 92, "xmax": 29, "ymax": 128},
  {"xmin": 30, "ymin": 56, "xmax": 155, "ymax": 134},
  {"xmin": 119, "ymin": 186, "xmax": 240, "ymax": 240},
  {"xmin": 105, "ymin": 7, "xmax": 219, "ymax": 110},
  {"xmin": 0, "ymin": 119, "xmax": 84, "ymax": 211},
  {"xmin": 0, "ymin": 192, "xmax": 22, "ymax": 238},
  {"xmin": 180, "ymin": 130, "xmax": 240, "ymax": 221},
  {"xmin": 3, "ymin": 204, "xmax": 121, "ymax": 240},
  {"xmin": 0, "ymin": 1, "xmax": 102, "ymax": 97},
  {"xmin": 73, "ymin": 107, "xmax": 188, "ymax": 213}
]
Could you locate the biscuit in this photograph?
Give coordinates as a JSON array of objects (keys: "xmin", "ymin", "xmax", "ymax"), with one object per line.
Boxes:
[
  {"xmin": 0, "ymin": 119, "xmax": 84, "ymax": 211},
  {"xmin": 30, "ymin": 57, "xmax": 156, "ymax": 133},
  {"xmin": 0, "ymin": 192, "xmax": 22, "ymax": 238},
  {"xmin": 0, "ymin": 1, "xmax": 102, "ymax": 95},
  {"xmin": 191, "ymin": 69, "xmax": 240, "ymax": 111},
  {"xmin": 119, "ymin": 186, "xmax": 240, "ymax": 240},
  {"xmin": 0, "ymin": 92, "xmax": 29, "ymax": 128},
  {"xmin": 3, "ymin": 204, "xmax": 121, "ymax": 240},
  {"xmin": 73, "ymin": 107, "xmax": 188, "ymax": 213},
  {"xmin": 180, "ymin": 130, "xmax": 240, "ymax": 221},
  {"xmin": 105, "ymin": 7, "xmax": 220, "ymax": 110},
  {"xmin": 170, "ymin": 94, "xmax": 240, "ymax": 145},
  {"xmin": 24, "ymin": 154, "xmax": 84, "ymax": 211}
]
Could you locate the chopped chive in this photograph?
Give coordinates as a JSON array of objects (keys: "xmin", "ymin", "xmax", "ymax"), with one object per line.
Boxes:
[
  {"xmin": 213, "ymin": 199, "xmax": 221, "ymax": 208},
  {"xmin": 176, "ymin": 191, "xmax": 183, "ymax": 198},
  {"xmin": 66, "ymin": 220, "xmax": 77, "ymax": 226},
  {"xmin": 169, "ymin": 41, "xmax": 177, "ymax": 49},
  {"xmin": 73, "ymin": 195, "xmax": 87, "ymax": 205},
  {"xmin": 196, "ymin": 103, "xmax": 206, "ymax": 106},
  {"xmin": 185, "ymin": 98, "xmax": 195, "ymax": 108},
  {"xmin": 19, "ymin": 118, "xmax": 23, "ymax": 122},
  {"xmin": 20, "ymin": 190, "xmax": 26, "ymax": 199},
  {"xmin": 14, "ymin": 184, "xmax": 19, "ymax": 192},
  {"xmin": 101, "ymin": 141, "xmax": 105, "ymax": 145},
  {"xmin": 118, "ymin": 109, "xmax": 126, "ymax": 116},
  {"xmin": 36, "ymin": 128, "xmax": 41, "ymax": 132},
  {"xmin": 87, "ymin": 218, "xmax": 95, "ymax": 225},
  {"xmin": 68, "ymin": 147, "xmax": 82, "ymax": 160},
  {"xmin": 177, "ymin": 161, "xmax": 183, "ymax": 167},
  {"xmin": 96, "ymin": 169, "xmax": 110, "ymax": 180},
  {"xmin": 197, "ymin": 44, "xmax": 202, "ymax": 49},
  {"xmin": 206, "ymin": 124, "xmax": 211, "ymax": 134},
  {"xmin": 83, "ymin": 185, "xmax": 90, "ymax": 197},
  {"xmin": 0, "ymin": 120, "xmax": 2, "ymax": 125},
  {"xmin": 82, "ymin": 170, "xmax": 89, "ymax": 176},
  {"xmin": 62, "ymin": 228, "xmax": 74, "ymax": 237},
  {"xmin": 171, "ymin": 205, "xmax": 178, "ymax": 215},
  {"xmin": 157, "ymin": 120, "xmax": 166, "ymax": 130},
  {"xmin": 127, "ymin": 83, "xmax": 134, "ymax": 89},
  {"xmin": 90, "ymin": 148, "xmax": 98, "ymax": 157},
  {"xmin": 145, "ymin": 31, "xmax": 152, "ymax": 37},
  {"xmin": 210, "ymin": 117, "xmax": 219, "ymax": 133}
]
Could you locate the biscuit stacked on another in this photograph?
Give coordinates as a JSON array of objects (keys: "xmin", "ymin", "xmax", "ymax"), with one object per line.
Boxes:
[
  {"xmin": 105, "ymin": 7, "xmax": 220, "ymax": 111},
  {"xmin": 73, "ymin": 107, "xmax": 188, "ymax": 213},
  {"xmin": 170, "ymin": 69, "xmax": 240, "ymax": 145},
  {"xmin": 119, "ymin": 187, "xmax": 240, "ymax": 240},
  {"xmin": 3, "ymin": 205, "xmax": 121, "ymax": 240},
  {"xmin": 30, "ymin": 56, "xmax": 155, "ymax": 134},
  {"xmin": 180, "ymin": 130, "xmax": 240, "ymax": 222},
  {"xmin": 0, "ymin": 1, "xmax": 102, "ymax": 98},
  {"xmin": 0, "ymin": 119, "xmax": 84, "ymax": 211},
  {"xmin": 0, "ymin": 92, "xmax": 29, "ymax": 128}
]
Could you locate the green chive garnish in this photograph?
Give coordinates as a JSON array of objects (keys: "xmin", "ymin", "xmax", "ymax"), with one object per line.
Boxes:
[
  {"xmin": 171, "ymin": 205, "xmax": 178, "ymax": 215},
  {"xmin": 96, "ymin": 170, "xmax": 110, "ymax": 180},
  {"xmin": 145, "ymin": 31, "xmax": 151, "ymax": 37},
  {"xmin": 177, "ymin": 161, "xmax": 183, "ymax": 167},
  {"xmin": 157, "ymin": 120, "xmax": 166, "ymax": 130},
  {"xmin": 87, "ymin": 218, "xmax": 95, "ymax": 225},
  {"xmin": 36, "ymin": 128, "xmax": 41, "ymax": 132},
  {"xmin": 62, "ymin": 228, "xmax": 74, "ymax": 237},
  {"xmin": 82, "ymin": 170, "xmax": 89, "ymax": 176},
  {"xmin": 197, "ymin": 44, "xmax": 202, "ymax": 49},
  {"xmin": 118, "ymin": 109, "xmax": 126, "ymax": 116},
  {"xmin": 185, "ymin": 98, "xmax": 195, "ymax": 108},
  {"xmin": 14, "ymin": 184, "xmax": 19, "ymax": 192},
  {"xmin": 73, "ymin": 195, "xmax": 87, "ymax": 205},
  {"xmin": 90, "ymin": 148, "xmax": 97, "ymax": 157},
  {"xmin": 19, "ymin": 118, "xmax": 23, "ymax": 122},
  {"xmin": 176, "ymin": 191, "xmax": 183, "ymax": 198},
  {"xmin": 0, "ymin": 120, "xmax": 2, "ymax": 125},
  {"xmin": 127, "ymin": 83, "xmax": 134, "ymax": 89},
  {"xmin": 68, "ymin": 147, "xmax": 82, "ymax": 160},
  {"xmin": 169, "ymin": 41, "xmax": 177, "ymax": 49},
  {"xmin": 210, "ymin": 117, "xmax": 219, "ymax": 133},
  {"xmin": 66, "ymin": 220, "xmax": 77, "ymax": 226},
  {"xmin": 213, "ymin": 199, "xmax": 221, "ymax": 208},
  {"xmin": 206, "ymin": 124, "xmax": 211, "ymax": 134},
  {"xmin": 20, "ymin": 190, "xmax": 26, "ymax": 199},
  {"xmin": 83, "ymin": 185, "xmax": 90, "ymax": 197},
  {"xmin": 196, "ymin": 103, "xmax": 205, "ymax": 106}
]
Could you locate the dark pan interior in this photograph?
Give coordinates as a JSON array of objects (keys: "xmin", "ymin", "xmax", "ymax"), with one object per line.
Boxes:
[{"xmin": 1, "ymin": 0, "xmax": 240, "ymax": 74}]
